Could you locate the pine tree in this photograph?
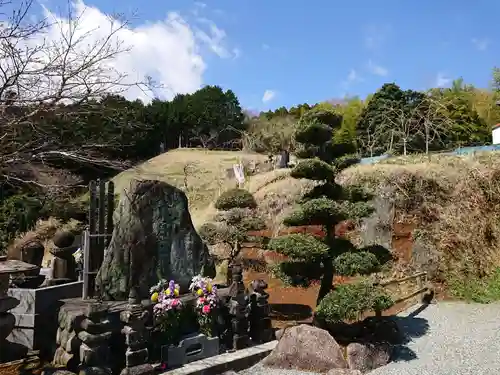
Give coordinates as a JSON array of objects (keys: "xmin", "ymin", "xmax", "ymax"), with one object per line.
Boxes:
[{"xmin": 268, "ymin": 112, "xmax": 385, "ymax": 305}]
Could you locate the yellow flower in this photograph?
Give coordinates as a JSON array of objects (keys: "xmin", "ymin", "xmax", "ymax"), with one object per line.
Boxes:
[
  {"xmin": 196, "ymin": 289, "xmax": 204, "ymax": 296},
  {"xmin": 165, "ymin": 289, "xmax": 171, "ymax": 296},
  {"xmin": 151, "ymin": 292, "xmax": 159, "ymax": 302},
  {"xmin": 207, "ymin": 283, "xmax": 212, "ymax": 293},
  {"xmin": 174, "ymin": 289, "xmax": 179, "ymax": 296}
]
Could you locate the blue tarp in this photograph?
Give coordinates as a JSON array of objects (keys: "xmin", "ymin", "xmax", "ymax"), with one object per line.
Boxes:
[{"xmin": 359, "ymin": 145, "xmax": 500, "ymax": 165}]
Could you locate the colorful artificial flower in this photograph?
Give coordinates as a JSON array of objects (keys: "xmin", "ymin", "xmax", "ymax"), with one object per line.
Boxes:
[
  {"xmin": 150, "ymin": 279, "xmax": 183, "ymax": 342},
  {"xmin": 190, "ymin": 275, "xmax": 219, "ymax": 337},
  {"xmin": 151, "ymin": 292, "xmax": 159, "ymax": 302}
]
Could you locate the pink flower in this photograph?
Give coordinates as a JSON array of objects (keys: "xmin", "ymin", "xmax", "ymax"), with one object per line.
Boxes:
[
  {"xmin": 198, "ymin": 297, "xmax": 206, "ymax": 304},
  {"xmin": 202, "ymin": 305, "xmax": 211, "ymax": 314},
  {"xmin": 171, "ymin": 299, "xmax": 179, "ymax": 307}
]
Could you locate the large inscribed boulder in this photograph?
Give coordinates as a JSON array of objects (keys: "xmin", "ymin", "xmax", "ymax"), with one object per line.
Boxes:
[{"xmin": 95, "ymin": 179, "xmax": 215, "ymax": 301}]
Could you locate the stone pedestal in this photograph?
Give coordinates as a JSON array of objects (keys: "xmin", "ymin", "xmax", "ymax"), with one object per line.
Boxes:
[
  {"xmin": 248, "ymin": 280, "xmax": 274, "ymax": 344},
  {"xmin": 119, "ymin": 303, "xmax": 153, "ymax": 375},
  {"xmin": 0, "ymin": 257, "xmax": 37, "ymax": 362},
  {"xmin": 54, "ymin": 301, "xmax": 114, "ymax": 372}
]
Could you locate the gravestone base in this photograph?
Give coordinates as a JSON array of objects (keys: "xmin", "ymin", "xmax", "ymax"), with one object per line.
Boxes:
[
  {"xmin": 7, "ymin": 281, "xmax": 83, "ymax": 351},
  {"xmin": 162, "ymin": 333, "xmax": 219, "ymax": 368}
]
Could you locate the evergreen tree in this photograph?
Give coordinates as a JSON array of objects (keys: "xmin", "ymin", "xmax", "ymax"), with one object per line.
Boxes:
[{"xmin": 267, "ymin": 112, "xmax": 386, "ymax": 305}]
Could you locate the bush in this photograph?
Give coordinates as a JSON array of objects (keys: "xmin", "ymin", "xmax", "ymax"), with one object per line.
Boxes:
[
  {"xmin": 333, "ymin": 251, "xmax": 380, "ymax": 276},
  {"xmin": 198, "ymin": 223, "xmax": 220, "ymax": 245},
  {"xmin": 215, "ymin": 188, "xmax": 257, "ymax": 210},
  {"xmin": 0, "ymin": 194, "xmax": 43, "ymax": 253},
  {"xmin": 315, "ymin": 282, "xmax": 394, "ymax": 323}
]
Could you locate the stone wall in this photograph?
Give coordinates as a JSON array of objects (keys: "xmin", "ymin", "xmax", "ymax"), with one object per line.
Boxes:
[{"xmin": 54, "ymin": 299, "xmax": 126, "ymax": 373}]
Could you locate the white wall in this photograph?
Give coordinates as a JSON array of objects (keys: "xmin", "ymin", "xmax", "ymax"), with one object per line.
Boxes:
[{"xmin": 493, "ymin": 127, "xmax": 500, "ymax": 145}]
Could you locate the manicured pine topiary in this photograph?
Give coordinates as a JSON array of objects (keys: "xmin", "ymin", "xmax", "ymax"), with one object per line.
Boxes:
[
  {"xmin": 267, "ymin": 109, "xmax": 392, "ymax": 308},
  {"xmin": 200, "ymin": 188, "xmax": 265, "ymax": 262}
]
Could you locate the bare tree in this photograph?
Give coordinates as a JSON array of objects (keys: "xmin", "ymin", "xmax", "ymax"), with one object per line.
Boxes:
[
  {"xmin": 0, "ymin": 0, "xmax": 153, "ymax": 188},
  {"xmin": 380, "ymin": 96, "xmax": 453, "ymax": 157},
  {"xmin": 357, "ymin": 118, "xmax": 386, "ymax": 158}
]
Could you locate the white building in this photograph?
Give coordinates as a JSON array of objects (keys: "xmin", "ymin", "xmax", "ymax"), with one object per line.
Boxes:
[{"xmin": 493, "ymin": 124, "xmax": 500, "ymax": 145}]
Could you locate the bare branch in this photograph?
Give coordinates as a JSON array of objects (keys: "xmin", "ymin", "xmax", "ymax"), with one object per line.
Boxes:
[{"xmin": 0, "ymin": 1, "xmax": 154, "ymax": 189}]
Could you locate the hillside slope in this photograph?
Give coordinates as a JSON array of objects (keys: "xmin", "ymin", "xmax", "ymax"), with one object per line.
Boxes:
[
  {"xmin": 112, "ymin": 149, "xmax": 500, "ymax": 286},
  {"xmin": 14, "ymin": 148, "xmax": 500, "ymax": 293},
  {"xmin": 111, "ymin": 148, "xmax": 274, "ymax": 227}
]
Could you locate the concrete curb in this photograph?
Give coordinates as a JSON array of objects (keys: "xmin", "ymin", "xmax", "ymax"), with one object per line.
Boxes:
[{"xmin": 160, "ymin": 341, "xmax": 278, "ymax": 375}]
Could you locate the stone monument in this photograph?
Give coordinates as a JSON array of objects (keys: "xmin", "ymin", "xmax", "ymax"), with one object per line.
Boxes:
[
  {"xmin": 248, "ymin": 280, "xmax": 274, "ymax": 343},
  {"xmin": 227, "ymin": 264, "xmax": 249, "ymax": 350},
  {"xmin": 95, "ymin": 179, "xmax": 215, "ymax": 301}
]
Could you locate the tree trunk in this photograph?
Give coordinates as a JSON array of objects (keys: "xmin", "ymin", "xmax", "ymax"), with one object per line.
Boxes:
[
  {"xmin": 403, "ymin": 138, "xmax": 407, "ymax": 156},
  {"xmin": 317, "ymin": 257, "xmax": 334, "ymax": 305},
  {"xmin": 316, "ymin": 226, "xmax": 335, "ymax": 305}
]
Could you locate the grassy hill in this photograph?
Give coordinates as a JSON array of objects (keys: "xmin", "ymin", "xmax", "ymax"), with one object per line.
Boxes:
[
  {"xmin": 88, "ymin": 149, "xmax": 500, "ymax": 288},
  {"xmin": 111, "ymin": 148, "xmax": 310, "ymax": 229},
  {"xmin": 13, "ymin": 147, "xmax": 500, "ymax": 301}
]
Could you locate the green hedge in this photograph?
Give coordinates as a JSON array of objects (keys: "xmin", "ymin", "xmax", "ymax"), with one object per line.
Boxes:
[
  {"xmin": 315, "ymin": 281, "xmax": 394, "ymax": 323},
  {"xmin": 215, "ymin": 188, "xmax": 257, "ymax": 210}
]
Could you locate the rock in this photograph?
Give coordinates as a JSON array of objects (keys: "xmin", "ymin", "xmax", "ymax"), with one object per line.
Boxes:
[
  {"xmin": 42, "ymin": 370, "xmax": 77, "ymax": 375},
  {"xmin": 261, "ymin": 324, "xmax": 347, "ymax": 372},
  {"xmin": 346, "ymin": 342, "xmax": 392, "ymax": 373},
  {"xmin": 326, "ymin": 370, "xmax": 362, "ymax": 375},
  {"xmin": 95, "ymin": 179, "xmax": 215, "ymax": 301}
]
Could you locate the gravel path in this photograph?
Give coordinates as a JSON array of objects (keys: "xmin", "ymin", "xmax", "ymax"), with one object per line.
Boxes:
[
  {"xmin": 370, "ymin": 301, "xmax": 500, "ymax": 375},
  {"xmin": 241, "ymin": 302, "xmax": 500, "ymax": 375}
]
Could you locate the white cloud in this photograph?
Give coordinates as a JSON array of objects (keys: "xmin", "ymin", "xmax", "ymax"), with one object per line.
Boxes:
[
  {"xmin": 363, "ymin": 24, "xmax": 390, "ymax": 50},
  {"xmin": 434, "ymin": 72, "xmax": 452, "ymax": 88},
  {"xmin": 35, "ymin": 1, "xmax": 235, "ymax": 103},
  {"xmin": 232, "ymin": 48, "xmax": 241, "ymax": 59},
  {"xmin": 471, "ymin": 38, "xmax": 490, "ymax": 51},
  {"xmin": 194, "ymin": 18, "xmax": 238, "ymax": 59},
  {"xmin": 340, "ymin": 69, "xmax": 362, "ymax": 90},
  {"xmin": 262, "ymin": 89, "xmax": 276, "ymax": 103},
  {"xmin": 347, "ymin": 69, "xmax": 361, "ymax": 82},
  {"xmin": 367, "ymin": 60, "xmax": 388, "ymax": 76}
]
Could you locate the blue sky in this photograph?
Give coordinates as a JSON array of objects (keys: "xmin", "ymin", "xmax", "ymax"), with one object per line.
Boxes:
[{"xmin": 40, "ymin": 0, "xmax": 500, "ymax": 111}]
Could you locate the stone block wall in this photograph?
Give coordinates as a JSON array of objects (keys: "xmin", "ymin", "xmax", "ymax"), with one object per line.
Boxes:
[
  {"xmin": 54, "ymin": 300, "xmax": 124, "ymax": 372},
  {"xmin": 7, "ymin": 281, "xmax": 83, "ymax": 352}
]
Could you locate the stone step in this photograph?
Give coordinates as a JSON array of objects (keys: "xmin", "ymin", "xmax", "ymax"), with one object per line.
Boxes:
[{"xmin": 159, "ymin": 341, "xmax": 277, "ymax": 375}]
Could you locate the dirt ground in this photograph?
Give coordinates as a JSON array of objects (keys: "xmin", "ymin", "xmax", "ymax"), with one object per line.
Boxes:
[{"xmin": 240, "ymin": 246, "xmax": 419, "ymax": 329}]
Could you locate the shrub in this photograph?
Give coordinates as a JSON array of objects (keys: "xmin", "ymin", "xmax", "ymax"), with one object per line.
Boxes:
[
  {"xmin": 0, "ymin": 194, "xmax": 43, "ymax": 253},
  {"xmin": 315, "ymin": 282, "xmax": 394, "ymax": 323},
  {"xmin": 333, "ymin": 251, "xmax": 380, "ymax": 276},
  {"xmin": 215, "ymin": 188, "xmax": 257, "ymax": 210}
]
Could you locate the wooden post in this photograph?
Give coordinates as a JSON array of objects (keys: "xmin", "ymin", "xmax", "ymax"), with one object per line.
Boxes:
[
  {"xmin": 82, "ymin": 230, "xmax": 90, "ymax": 299},
  {"xmin": 98, "ymin": 179, "xmax": 106, "ymax": 264},
  {"xmin": 106, "ymin": 181, "xmax": 115, "ymax": 247},
  {"xmin": 88, "ymin": 181, "xmax": 97, "ymax": 297}
]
